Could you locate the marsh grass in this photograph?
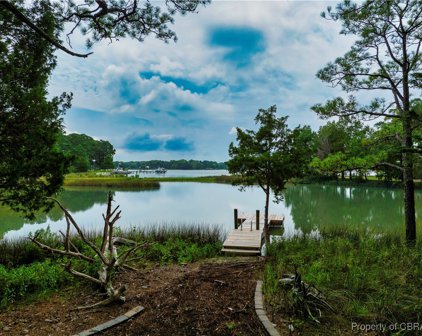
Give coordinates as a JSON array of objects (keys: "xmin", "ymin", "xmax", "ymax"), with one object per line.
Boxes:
[
  {"xmin": 64, "ymin": 174, "xmax": 238, "ymax": 187},
  {"xmin": 121, "ymin": 222, "xmax": 225, "ymax": 244},
  {"xmin": 264, "ymin": 229, "xmax": 422, "ymax": 333},
  {"xmin": 0, "ymin": 223, "xmax": 224, "ymax": 307},
  {"xmin": 64, "ymin": 177, "xmax": 160, "ymax": 189}
]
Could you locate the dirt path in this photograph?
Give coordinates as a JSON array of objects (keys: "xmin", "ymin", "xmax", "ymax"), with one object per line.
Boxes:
[{"xmin": 0, "ymin": 258, "xmax": 267, "ymax": 336}]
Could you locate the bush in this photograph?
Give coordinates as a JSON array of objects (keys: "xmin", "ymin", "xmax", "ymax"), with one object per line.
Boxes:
[
  {"xmin": 0, "ymin": 260, "xmax": 70, "ymax": 307},
  {"xmin": 141, "ymin": 238, "xmax": 222, "ymax": 264}
]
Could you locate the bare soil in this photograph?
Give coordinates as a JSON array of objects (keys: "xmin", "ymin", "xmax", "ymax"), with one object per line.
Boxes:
[{"xmin": 0, "ymin": 258, "xmax": 267, "ymax": 336}]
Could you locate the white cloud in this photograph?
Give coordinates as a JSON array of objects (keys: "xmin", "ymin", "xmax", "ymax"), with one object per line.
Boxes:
[{"xmin": 50, "ymin": 0, "xmax": 360, "ymax": 161}]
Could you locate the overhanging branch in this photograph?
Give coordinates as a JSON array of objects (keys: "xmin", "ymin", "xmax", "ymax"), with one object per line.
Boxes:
[{"xmin": 0, "ymin": 1, "xmax": 93, "ymax": 58}]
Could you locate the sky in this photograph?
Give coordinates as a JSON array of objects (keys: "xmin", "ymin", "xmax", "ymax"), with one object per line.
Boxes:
[{"xmin": 49, "ymin": 0, "xmax": 356, "ymax": 162}]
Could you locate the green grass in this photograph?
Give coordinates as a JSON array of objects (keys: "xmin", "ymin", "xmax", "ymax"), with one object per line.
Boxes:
[
  {"xmin": 64, "ymin": 176, "xmax": 160, "ymax": 188},
  {"xmin": 141, "ymin": 175, "xmax": 238, "ymax": 184},
  {"xmin": 0, "ymin": 223, "xmax": 224, "ymax": 308},
  {"xmin": 65, "ymin": 172, "xmax": 238, "ymax": 186},
  {"xmin": 264, "ymin": 229, "xmax": 422, "ymax": 333}
]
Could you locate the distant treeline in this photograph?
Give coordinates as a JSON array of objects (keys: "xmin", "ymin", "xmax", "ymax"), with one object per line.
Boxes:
[
  {"xmin": 58, "ymin": 133, "xmax": 115, "ymax": 172},
  {"xmin": 114, "ymin": 160, "xmax": 227, "ymax": 170}
]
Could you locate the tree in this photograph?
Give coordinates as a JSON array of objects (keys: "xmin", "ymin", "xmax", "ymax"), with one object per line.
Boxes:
[
  {"xmin": 1, "ymin": 0, "xmax": 210, "ymax": 58},
  {"xmin": 311, "ymin": 118, "xmax": 375, "ymax": 179},
  {"xmin": 312, "ymin": 0, "xmax": 422, "ymax": 243},
  {"xmin": 228, "ymin": 105, "xmax": 312, "ymax": 244},
  {"xmin": 0, "ymin": 1, "xmax": 71, "ymax": 217},
  {"xmin": 370, "ymin": 99, "xmax": 422, "ymax": 181},
  {"xmin": 57, "ymin": 133, "xmax": 116, "ymax": 172}
]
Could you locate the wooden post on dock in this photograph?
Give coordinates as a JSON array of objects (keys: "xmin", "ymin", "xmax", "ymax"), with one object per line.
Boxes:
[
  {"xmin": 256, "ymin": 210, "xmax": 260, "ymax": 230},
  {"xmin": 234, "ymin": 209, "xmax": 238, "ymax": 229}
]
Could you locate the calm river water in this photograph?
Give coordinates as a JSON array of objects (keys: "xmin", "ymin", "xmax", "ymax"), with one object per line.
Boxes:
[{"xmin": 1, "ymin": 182, "xmax": 422, "ymax": 240}]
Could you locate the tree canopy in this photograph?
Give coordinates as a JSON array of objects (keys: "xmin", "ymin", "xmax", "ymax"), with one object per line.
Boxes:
[
  {"xmin": 0, "ymin": 1, "xmax": 71, "ymax": 217},
  {"xmin": 58, "ymin": 133, "xmax": 115, "ymax": 172},
  {"xmin": 1, "ymin": 0, "xmax": 210, "ymax": 57},
  {"xmin": 312, "ymin": 0, "xmax": 422, "ymax": 243}
]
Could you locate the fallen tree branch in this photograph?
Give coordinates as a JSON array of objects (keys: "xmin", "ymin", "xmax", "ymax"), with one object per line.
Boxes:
[{"xmin": 30, "ymin": 192, "xmax": 145, "ymax": 309}]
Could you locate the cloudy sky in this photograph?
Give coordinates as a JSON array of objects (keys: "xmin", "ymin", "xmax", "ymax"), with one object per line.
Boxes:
[{"xmin": 49, "ymin": 0, "xmax": 355, "ymax": 162}]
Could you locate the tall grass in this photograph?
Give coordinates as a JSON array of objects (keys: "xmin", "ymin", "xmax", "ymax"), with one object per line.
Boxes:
[
  {"xmin": 64, "ymin": 177, "xmax": 160, "ymax": 189},
  {"xmin": 264, "ymin": 229, "xmax": 422, "ymax": 332},
  {"xmin": 121, "ymin": 222, "xmax": 225, "ymax": 244}
]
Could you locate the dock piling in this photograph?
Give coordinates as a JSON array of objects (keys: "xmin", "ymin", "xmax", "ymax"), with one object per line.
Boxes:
[
  {"xmin": 234, "ymin": 209, "xmax": 238, "ymax": 229},
  {"xmin": 256, "ymin": 210, "xmax": 260, "ymax": 230}
]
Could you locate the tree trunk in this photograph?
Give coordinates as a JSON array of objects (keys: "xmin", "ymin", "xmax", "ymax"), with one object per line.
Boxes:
[
  {"xmin": 402, "ymin": 116, "xmax": 416, "ymax": 244},
  {"xmin": 264, "ymin": 185, "xmax": 270, "ymax": 246},
  {"xmin": 401, "ymin": 58, "xmax": 416, "ymax": 244}
]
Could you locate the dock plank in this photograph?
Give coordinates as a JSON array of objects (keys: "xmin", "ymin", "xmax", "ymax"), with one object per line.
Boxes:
[
  {"xmin": 223, "ymin": 213, "xmax": 264, "ymax": 256},
  {"xmin": 223, "ymin": 212, "xmax": 284, "ymax": 256}
]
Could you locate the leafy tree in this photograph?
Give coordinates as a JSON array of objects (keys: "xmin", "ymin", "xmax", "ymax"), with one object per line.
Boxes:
[
  {"xmin": 371, "ymin": 99, "xmax": 422, "ymax": 181},
  {"xmin": 312, "ymin": 0, "xmax": 422, "ymax": 243},
  {"xmin": 312, "ymin": 119, "xmax": 376, "ymax": 179},
  {"xmin": 57, "ymin": 133, "xmax": 116, "ymax": 172},
  {"xmin": 0, "ymin": 1, "xmax": 71, "ymax": 217},
  {"xmin": 228, "ymin": 105, "xmax": 311, "ymax": 243},
  {"xmin": 1, "ymin": 0, "xmax": 210, "ymax": 58},
  {"xmin": 290, "ymin": 125, "xmax": 318, "ymax": 177}
]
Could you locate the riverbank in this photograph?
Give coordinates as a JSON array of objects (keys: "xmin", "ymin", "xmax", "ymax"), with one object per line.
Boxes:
[
  {"xmin": 0, "ymin": 259, "xmax": 265, "ymax": 336},
  {"xmin": 64, "ymin": 173, "xmax": 237, "ymax": 187},
  {"xmin": 0, "ymin": 223, "xmax": 266, "ymax": 335},
  {"xmin": 2, "ymin": 227, "xmax": 422, "ymax": 334},
  {"xmin": 297, "ymin": 176, "xmax": 422, "ymax": 189}
]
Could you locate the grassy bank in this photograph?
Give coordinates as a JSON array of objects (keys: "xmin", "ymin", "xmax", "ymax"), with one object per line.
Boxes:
[
  {"xmin": 64, "ymin": 176, "xmax": 160, "ymax": 189},
  {"xmin": 0, "ymin": 224, "xmax": 224, "ymax": 307},
  {"xmin": 64, "ymin": 173, "xmax": 237, "ymax": 187},
  {"xmin": 264, "ymin": 229, "xmax": 422, "ymax": 334}
]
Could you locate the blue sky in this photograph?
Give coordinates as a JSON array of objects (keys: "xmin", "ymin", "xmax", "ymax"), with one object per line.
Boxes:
[{"xmin": 49, "ymin": 1, "xmax": 355, "ymax": 162}]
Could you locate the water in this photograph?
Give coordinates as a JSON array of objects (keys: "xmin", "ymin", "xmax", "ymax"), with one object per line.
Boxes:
[
  {"xmin": 112, "ymin": 169, "xmax": 229, "ymax": 178},
  {"xmin": 1, "ymin": 183, "xmax": 421, "ymax": 240}
]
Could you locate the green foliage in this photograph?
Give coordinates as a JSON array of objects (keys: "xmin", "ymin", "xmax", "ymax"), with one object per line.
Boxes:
[
  {"xmin": 0, "ymin": 1, "xmax": 71, "ymax": 217},
  {"xmin": 58, "ymin": 133, "xmax": 115, "ymax": 172},
  {"xmin": 64, "ymin": 176, "xmax": 160, "ymax": 189},
  {"xmin": 143, "ymin": 239, "xmax": 222, "ymax": 264},
  {"xmin": 228, "ymin": 105, "xmax": 315, "ymax": 203},
  {"xmin": 0, "ymin": 222, "xmax": 223, "ymax": 308},
  {"xmin": 57, "ymin": 0, "xmax": 209, "ymax": 49},
  {"xmin": 122, "ymin": 223, "xmax": 224, "ymax": 246},
  {"xmin": 313, "ymin": 0, "xmax": 422, "ymax": 241},
  {"xmin": 0, "ymin": 260, "xmax": 70, "ymax": 307},
  {"xmin": 264, "ymin": 230, "xmax": 422, "ymax": 330},
  {"xmin": 311, "ymin": 118, "xmax": 380, "ymax": 179}
]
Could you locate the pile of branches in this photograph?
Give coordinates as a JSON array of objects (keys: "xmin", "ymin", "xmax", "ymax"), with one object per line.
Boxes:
[
  {"xmin": 279, "ymin": 270, "xmax": 334, "ymax": 323},
  {"xmin": 30, "ymin": 192, "xmax": 146, "ymax": 309}
]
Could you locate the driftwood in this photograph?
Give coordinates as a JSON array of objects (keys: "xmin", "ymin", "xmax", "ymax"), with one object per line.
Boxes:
[
  {"xmin": 29, "ymin": 192, "xmax": 146, "ymax": 309},
  {"xmin": 279, "ymin": 271, "xmax": 335, "ymax": 323}
]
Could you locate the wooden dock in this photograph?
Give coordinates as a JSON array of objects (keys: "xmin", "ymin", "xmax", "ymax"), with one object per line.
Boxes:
[{"xmin": 222, "ymin": 210, "xmax": 284, "ymax": 256}]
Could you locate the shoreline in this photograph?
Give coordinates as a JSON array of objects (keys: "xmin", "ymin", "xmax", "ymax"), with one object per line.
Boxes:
[{"xmin": 63, "ymin": 174, "xmax": 238, "ymax": 187}]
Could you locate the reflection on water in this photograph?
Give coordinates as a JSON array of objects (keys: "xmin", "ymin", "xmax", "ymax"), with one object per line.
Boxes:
[
  {"xmin": 284, "ymin": 184, "xmax": 421, "ymax": 235},
  {"xmin": 1, "ymin": 183, "xmax": 421, "ymax": 240}
]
